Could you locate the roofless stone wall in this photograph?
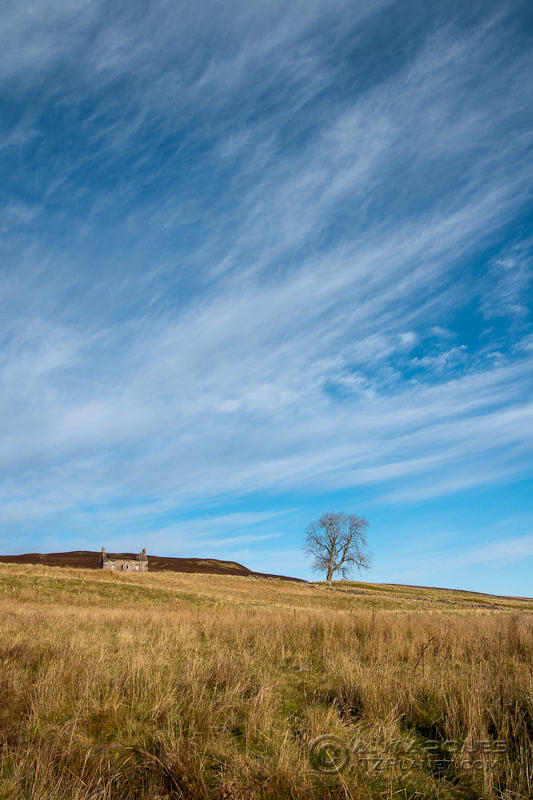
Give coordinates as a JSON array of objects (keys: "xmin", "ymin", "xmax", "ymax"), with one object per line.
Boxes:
[{"xmin": 100, "ymin": 547, "xmax": 148, "ymax": 572}]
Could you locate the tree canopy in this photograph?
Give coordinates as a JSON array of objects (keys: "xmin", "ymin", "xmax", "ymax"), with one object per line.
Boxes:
[{"xmin": 304, "ymin": 511, "xmax": 370, "ymax": 582}]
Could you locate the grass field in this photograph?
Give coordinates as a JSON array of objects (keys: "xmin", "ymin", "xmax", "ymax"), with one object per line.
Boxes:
[{"xmin": 0, "ymin": 562, "xmax": 532, "ymax": 799}]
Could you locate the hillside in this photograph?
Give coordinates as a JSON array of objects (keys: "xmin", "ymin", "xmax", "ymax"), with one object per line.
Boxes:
[
  {"xmin": 0, "ymin": 549, "xmax": 303, "ymax": 582},
  {"xmin": 1, "ymin": 561, "xmax": 532, "ymax": 799},
  {"xmin": 0, "ymin": 554, "xmax": 531, "ymax": 610},
  {"xmin": 1, "ymin": 552, "xmax": 530, "ymax": 606}
]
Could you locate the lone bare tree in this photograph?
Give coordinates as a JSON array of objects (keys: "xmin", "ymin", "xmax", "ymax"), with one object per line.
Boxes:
[{"xmin": 304, "ymin": 511, "xmax": 370, "ymax": 583}]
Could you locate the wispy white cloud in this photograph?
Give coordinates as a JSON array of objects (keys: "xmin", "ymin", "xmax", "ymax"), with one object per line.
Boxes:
[
  {"xmin": 0, "ymin": 0, "xmax": 531, "ymax": 568},
  {"xmin": 456, "ymin": 533, "xmax": 533, "ymax": 568},
  {"xmin": 481, "ymin": 238, "xmax": 533, "ymax": 320},
  {"xmin": 390, "ymin": 530, "xmax": 533, "ymax": 589}
]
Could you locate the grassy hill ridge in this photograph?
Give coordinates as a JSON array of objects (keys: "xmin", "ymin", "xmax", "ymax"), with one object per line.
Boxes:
[{"xmin": 0, "ymin": 560, "xmax": 531, "ymax": 612}]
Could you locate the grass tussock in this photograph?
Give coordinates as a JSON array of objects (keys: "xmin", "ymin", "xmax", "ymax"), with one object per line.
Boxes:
[{"xmin": 0, "ymin": 563, "xmax": 532, "ymax": 799}]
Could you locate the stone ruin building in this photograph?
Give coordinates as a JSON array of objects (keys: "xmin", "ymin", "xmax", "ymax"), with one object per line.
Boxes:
[{"xmin": 100, "ymin": 547, "xmax": 148, "ymax": 572}]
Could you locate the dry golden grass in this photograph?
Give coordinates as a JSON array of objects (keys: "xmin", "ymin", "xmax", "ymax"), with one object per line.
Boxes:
[{"xmin": 0, "ymin": 562, "xmax": 532, "ymax": 799}]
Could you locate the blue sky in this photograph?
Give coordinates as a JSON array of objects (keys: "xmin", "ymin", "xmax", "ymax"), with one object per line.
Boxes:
[{"xmin": 1, "ymin": 0, "xmax": 532, "ymax": 595}]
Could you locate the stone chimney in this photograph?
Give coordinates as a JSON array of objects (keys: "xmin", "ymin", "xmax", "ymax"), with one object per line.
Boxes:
[{"xmin": 137, "ymin": 547, "xmax": 148, "ymax": 562}]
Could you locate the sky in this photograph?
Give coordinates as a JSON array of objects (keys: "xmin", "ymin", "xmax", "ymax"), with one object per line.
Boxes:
[{"xmin": 1, "ymin": 0, "xmax": 532, "ymax": 595}]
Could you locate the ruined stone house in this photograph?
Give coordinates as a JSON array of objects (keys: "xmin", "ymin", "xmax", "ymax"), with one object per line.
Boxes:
[{"xmin": 100, "ymin": 547, "xmax": 148, "ymax": 572}]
